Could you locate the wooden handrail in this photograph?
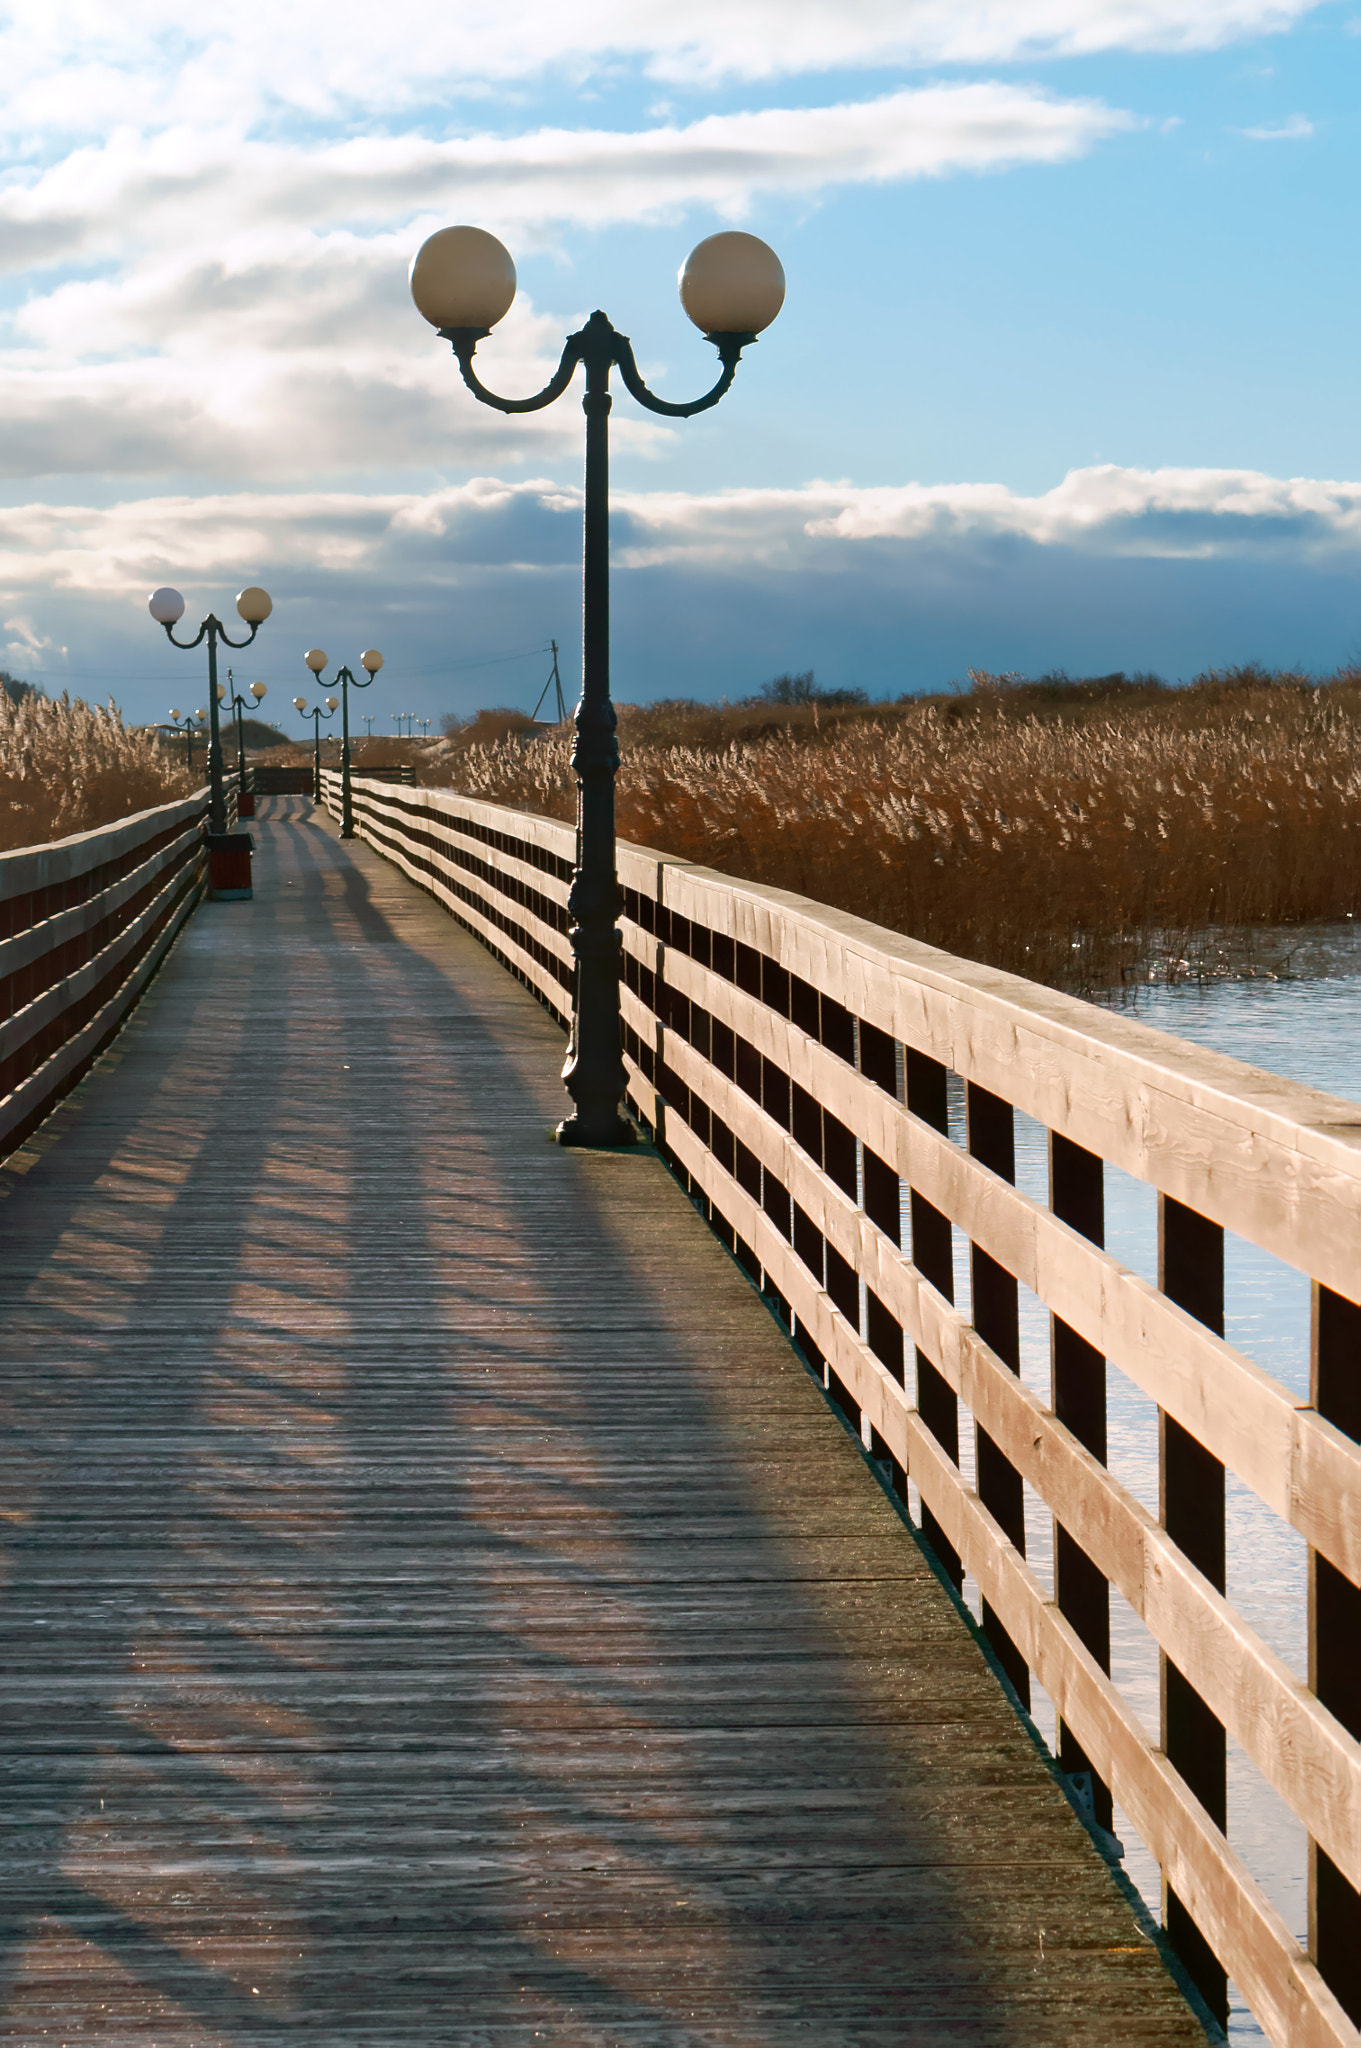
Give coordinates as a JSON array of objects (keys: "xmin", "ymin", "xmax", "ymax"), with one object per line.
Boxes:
[
  {"xmin": 0, "ymin": 792, "xmax": 210, "ymax": 1158},
  {"xmin": 328, "ymin": 769, "xmax": 1361, "ymax": 2047}
]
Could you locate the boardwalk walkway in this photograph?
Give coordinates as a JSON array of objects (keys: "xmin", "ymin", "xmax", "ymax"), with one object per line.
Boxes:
[{"xmin": 0, "ymin": 799, "xmax": 1205, "ymax": 2045}]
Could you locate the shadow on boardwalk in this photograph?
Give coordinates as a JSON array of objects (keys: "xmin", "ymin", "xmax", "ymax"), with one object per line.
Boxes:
[{"xmin": 0, "ymin": 799, "xmax": 1205, "ymax": 2045}]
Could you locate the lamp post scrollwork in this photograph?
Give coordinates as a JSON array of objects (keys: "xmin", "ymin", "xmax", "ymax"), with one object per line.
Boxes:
[
  {"xmin": 304, "ymin": 648, "xmax": 383, "ymax": 838},
  {"xmin": 410, "ymin": 225, "xmax": 783, "ymax": 1146},
  {"xmin": 294, "ymin": 693, "xmax": 339, "ymax": 801},
  {"xmin": 165, "ymin": 707, "xmax": 205, "ymax": 775},
  {"xmin": 148, "ymin": 584, "xmax": 271, "ymax": 900},
  {"xmin": 224, "ymin": 669, "xmax": 268, "ymax": 817}
]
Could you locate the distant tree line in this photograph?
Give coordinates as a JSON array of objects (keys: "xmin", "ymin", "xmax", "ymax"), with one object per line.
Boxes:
[{"xmin": 749, "ymin": 670, "xmax": 869, "ymax": 709}]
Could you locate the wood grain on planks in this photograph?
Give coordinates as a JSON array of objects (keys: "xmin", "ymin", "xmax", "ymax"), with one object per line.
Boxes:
[{"xmin": 0, "ymin": 795, "xmax": 1207, "ymax": 2044}]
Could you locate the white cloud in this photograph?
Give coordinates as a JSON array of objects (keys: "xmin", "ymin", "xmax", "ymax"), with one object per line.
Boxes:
[
  {"xmin": 599, "ymin": 465, "xmax": 1361, "ymax": 575},
  {"xmin": 2, "ymin": 614, "xmax": 66, "ymax": 659},
  {"xmin": 2, "ymin": 465, "xmax": 1357, "ymax": 613},
  {"xmin": 1237, "ymin": 111, "xmax": 1314, "ymax": 137},
  {"xmin": 0, "ymin": 86, "xmax": 1134, "ymax": 282},
  {"xmin": 0, "ymin": 0, "xmax": 1326, "ymax": 129},
  {"xmin": 792, "ymin": 462, "xmax": 1361, "ymax": 550},
  {"xmin": 6, "ymin": 463, "xmax": 1359, "ymax": 713},
  {"xmin": 0, "ymin": 303, "xmax": 625, "ymax": 480},
  {"xmin": 0, "ymin": 84, "xmax": 1133, "ymax": 480}
]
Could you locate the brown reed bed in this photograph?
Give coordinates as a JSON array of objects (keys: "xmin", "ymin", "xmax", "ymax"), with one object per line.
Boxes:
[
  {"xmin": 0, "ymin": 692, "xmax": 196, "ymax": 853},
  {"xmin": 430, "ymin": 667, "xmax": 1361, "ymax": 993}
]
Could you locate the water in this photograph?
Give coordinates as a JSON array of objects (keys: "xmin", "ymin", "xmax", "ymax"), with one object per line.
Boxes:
[{"xmin": 926, "ymin": 925, "xmax": 1361, "ymax": 2042}]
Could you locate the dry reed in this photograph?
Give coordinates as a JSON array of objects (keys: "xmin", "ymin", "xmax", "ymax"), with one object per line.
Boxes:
[
  {"xmin": 0, "ymin": 693, "xmax": 194, "ymax": 853},
  {"xmin": 434, "ymin": 672, "xmax": 1361, "ymax": 991}
]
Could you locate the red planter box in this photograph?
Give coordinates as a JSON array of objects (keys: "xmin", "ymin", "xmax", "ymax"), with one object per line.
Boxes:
[
  {"xmin": 207, "ymin": 831, "xmax": 254, "ymax": 900},
  {"xmin": 236, "ymin": 791, "xmax": 256, "ymax": 818}
]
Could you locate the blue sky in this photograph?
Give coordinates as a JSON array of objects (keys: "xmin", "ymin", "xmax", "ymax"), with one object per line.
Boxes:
[{"xmin": 0, "ymin": 0, "xmax": 1358, "ymax": 724}]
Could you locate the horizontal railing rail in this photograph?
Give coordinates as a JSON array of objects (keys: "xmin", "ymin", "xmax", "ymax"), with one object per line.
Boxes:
[
  {"xmin": 250, "ymin": 764, "xmax": 315, "ymax": 796},
  {"xmin": 326, "ymin": 769, "xmax": 1361, "ymax": 2048},
  {"xmin": 0, "ymin": 789, "xmax": 211, "ymax": 1159}
]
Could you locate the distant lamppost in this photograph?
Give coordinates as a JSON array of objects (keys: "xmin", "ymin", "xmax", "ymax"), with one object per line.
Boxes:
[
  {"xmin": 167, "ymin": 707, "xmax": 205, "ymax": 773},
  {"xmin": 148, "ymin": 586, "xmax": 272, "ymax": 832},
  {"xmin": 225, "ymin": 670, "xmax": 268, "ymax": 818},
  {"xmin": 294, "ymin": 693, "xmax": 338, "ymax": 800},
  {"xmin": 149, "ymin": 584, "xmax": 272, "ymax": 900},
  {"xmin": 304, "ymin": 647, "xmax": 383, "ymax": 839},
  {"xmin": 410, "ymin": 225, "xmax": 783, "ymax": 1145}
]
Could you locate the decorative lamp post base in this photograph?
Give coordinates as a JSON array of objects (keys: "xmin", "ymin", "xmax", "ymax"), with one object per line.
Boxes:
[
  {"xmin": 207, "ymin": 830, "xmax": 254, "ymax": 900},
  {"xmin": 555, "ymin": 1110, "xmax": 637, "ymax": 1148},
  {"xmin": 236, "ymin": 791, "xmax": 256, "ymax": 818}
]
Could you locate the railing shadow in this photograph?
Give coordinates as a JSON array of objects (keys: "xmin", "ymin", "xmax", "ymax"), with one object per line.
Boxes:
[{"xmin": 0, "ymin": 798, "xmax": 1186, "ymax": 2043}]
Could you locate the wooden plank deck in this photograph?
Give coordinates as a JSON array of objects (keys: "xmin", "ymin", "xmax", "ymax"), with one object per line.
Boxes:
[{"xmin": 0, "ymin": 797, "xmax": 1208, "ymax": 2045}]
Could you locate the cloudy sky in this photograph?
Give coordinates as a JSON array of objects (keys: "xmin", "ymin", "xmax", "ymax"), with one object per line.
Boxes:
[{"xmin": 0, "ymin": 0, "xmax": 1358, "ymax": 723}]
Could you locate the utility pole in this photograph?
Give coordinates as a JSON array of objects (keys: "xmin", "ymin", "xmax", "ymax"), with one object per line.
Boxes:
[{"xmin": 531, "ymin": 639, "xmax": 569, "ymax": 725}]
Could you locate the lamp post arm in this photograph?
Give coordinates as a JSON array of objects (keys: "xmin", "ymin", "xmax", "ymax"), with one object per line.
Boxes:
[
  {"xmin": 331, "ymin": 665, "xmax": 377, "ymax": 840},
  {"xmin": 216, "ymin": 621, "xmax": 262, "ymax": 653},
  {"xmin": 162, "ymin": 620, "xmax": 209, "ymax": 652},
  {"xmin": 610, "ymin": 330, "xmax": 753, "ymax": 418},
  {"xmin": 442, "ymin": 328, "xmax": 584, "ymax": 414}
]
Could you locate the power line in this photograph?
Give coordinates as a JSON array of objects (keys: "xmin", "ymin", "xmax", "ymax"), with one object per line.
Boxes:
[{"xmin": 11, "ymin": 641, "xmax": 560, "ymax": 691}]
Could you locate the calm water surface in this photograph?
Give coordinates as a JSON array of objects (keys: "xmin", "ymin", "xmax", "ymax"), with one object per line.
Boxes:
[{"xmin": 924, "ymin": 927, "xmax": 1361, "ymax": 2042}]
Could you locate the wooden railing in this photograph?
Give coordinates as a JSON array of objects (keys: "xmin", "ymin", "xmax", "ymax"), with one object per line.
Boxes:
[
  {"xmin": 326, "ymin": 770, "xmax": 1361, "ymax": 2048},
  {"xmin": 0, "ymin": 791, "xmax": 210, "ymax": 1159}
]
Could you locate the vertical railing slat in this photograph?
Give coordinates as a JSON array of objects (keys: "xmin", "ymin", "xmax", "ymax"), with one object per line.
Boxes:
[
  {"xmin": 966, "ymin": 1083, "xmax": 1030, "ymax": 1708},
  {"xmin": 905, "ymin": 1047, "xmax": 961, "ymax": 1588},
  {"xmin": 1309, "ymin": 1280, "xmax": 1361, "ymax": 2026},
  {"xmin": 1050, "ymin": 1134, "xmax": 1113, "ymax": 1831},
  {"xmin": 1158, "ymin": 1194, "xmax": 1228, "ymax": 2030}
]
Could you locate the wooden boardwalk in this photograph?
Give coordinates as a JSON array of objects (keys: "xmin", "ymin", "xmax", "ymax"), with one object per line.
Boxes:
[{"xmin": 0, "ymin": 799, "xmax": 1206, "ymax": 2046}]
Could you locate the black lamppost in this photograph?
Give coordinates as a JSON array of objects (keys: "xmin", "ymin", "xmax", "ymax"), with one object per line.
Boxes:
[
  {"xmin": 166, "ymin": 707, "xmax": 205, "ymax": 773},
  {"xmin": 293, "ymin": 693, "xmax": 338, "ymax": 800},
  {"xmin": 149, "ymin": 584, "xmax": 272, "ymax": 900},
  {"xmin": 410, "ymin": 225, "xmax": 784, "ymax": 1146},
  {"xmin": 304, "ymin": 646, "xmax": 383, "ymax": 839},
  {"xmin": 225, "ymin": 670, "xmax": 268, "ymax": 817},
  {"xmin": 147, "ymin": 585, "xmax": 272, "ymax": 834}
]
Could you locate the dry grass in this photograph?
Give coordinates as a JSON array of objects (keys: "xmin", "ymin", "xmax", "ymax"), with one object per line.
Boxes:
[
  {"xmin": 0, "ymin": 692, "xmax": 196, "ymax": 853},
  {"xmin": 433, "ymin": 667, "xmax": 1361, "ymax": 991}
]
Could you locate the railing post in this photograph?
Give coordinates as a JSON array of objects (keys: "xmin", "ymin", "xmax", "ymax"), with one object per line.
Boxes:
[
  {"xmin": 966, "ymin": 1083, "xmax": 1028, "ymax": 1708},
  {"xmin": 860, "ymin": 1020, "xmax": 906, "ymax": 1497},
  {"xmin": 905, "ymin": 1049, "xmax": 961, "ymax": 1588},
  {"xmin": 1158, "ymin": 1194, "xmax": 1228, "ymax": 2029},
  {"xmin": 1050, "ymin": 1134, "xmax": 1112, "ymax": 1829},
  {"xmin": 1309, "ymin": 1281, "xmax": 1361, "ymax": 2024}
]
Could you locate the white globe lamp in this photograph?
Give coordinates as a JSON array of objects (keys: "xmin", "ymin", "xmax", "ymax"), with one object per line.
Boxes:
[
  {"xmin": 679, "ymin": 233, "xmax": 785, "ymax": 337},
  {"xmin": 410, "ymin": 227, "xmax": 517, "ymax": 331}
]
